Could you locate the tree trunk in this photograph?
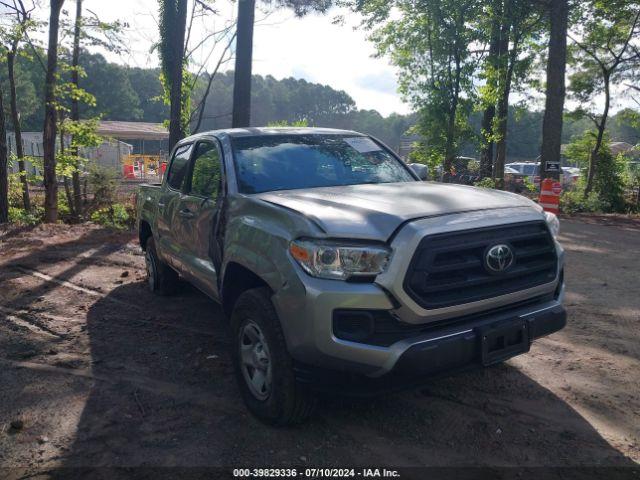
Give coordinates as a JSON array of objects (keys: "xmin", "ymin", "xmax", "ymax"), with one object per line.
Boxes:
[
  {"xmin": 7, "ymin": 46, "xmax": 31, "ymax": 211},
  {"xmin": 479, "ymin": 0, "xmax": 502, "ymax": 179},
  {"xmin": 232, "ymin": 0, "xmax": 256, "ymax": 128},
  {"xmin": 71, "ymin": 0, "xmax": 83, "ymax": 221},
  {"xmin": 168, "ymin": 0, "xmax": 188, "ymax": 152},
  {"xmin": 493, "ymin": 0, "xmax": 512, "ymax": 189},
  {"xmin": 495, "ymin": 45, "xmax": 518, "ymax": 190},
  {"xmin": 540, "ymin": 0, "xmax": 568, "ymax": 183},
  {"xmin": 443, "ymin": 103, "xmax": 457, "ymax": 178},
  {"xmin": 0, "ymin": 80, "xmax": 8, "ymax": 224},
  {"xmin": 584, "ymin": 75, "xmax": 610, "ymax": 197},
  {"xmin": 43, "ymin": 0, "xmax": 65, "ymax": 223},
  {"xmin": 60, "ymin": 115, "xmax": 75, "ymax": 218},
  {"xmin": 480, "ymin": 105, "xmax": 495, "ymax": 179}
]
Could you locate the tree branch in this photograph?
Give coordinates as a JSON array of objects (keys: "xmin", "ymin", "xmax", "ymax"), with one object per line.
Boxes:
[
  {"xmin": 191, "ymin": 30, "xmax": 236, "ymax": 132},
  {"xmin": 568, "ymin": 32, "xmax": 610, "ymax": 71}
]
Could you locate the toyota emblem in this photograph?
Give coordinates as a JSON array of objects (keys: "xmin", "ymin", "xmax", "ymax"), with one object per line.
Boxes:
[{"xmin": 485, "ymin": 244, "xmax": 514, "ymax": 273}]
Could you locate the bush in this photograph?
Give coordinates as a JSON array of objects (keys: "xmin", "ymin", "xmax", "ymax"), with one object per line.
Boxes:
[
  {"xmin": 8, "ymin": 206, "xmax": 44, "ymax": 225},
  {"xmin": 57, "ymin": 190, "xmax": 72, "ymax": 220},
  {"xmin": 564, "ymin": 131, "xmax": 630, "ymax": 213},
  {"xmin": 560, "ymin": 186, "xmax": 604, "ymax": 214},
  {"xmin": 88, "ymin": 166, "xmax": 119, "ymax": 209},
  {"xmin": 474, "ymin": 177, "xmax": 498, "ymax": 189},
  {"xmin": 594, "ymin": 151, "xmax": 626, "ymax": 213},
  {"xmin": 90, "ymin": 203, "xmax": 133, "ymax": 230}
]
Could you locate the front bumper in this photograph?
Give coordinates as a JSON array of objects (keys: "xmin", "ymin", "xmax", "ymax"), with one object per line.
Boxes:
[
  {"xmin": 294, "ymin": 300, "xmax": 566, "ymax": 395},
  {"xmin": 274, "ymin": 268, "xmax": 565, "ymax": 379}
]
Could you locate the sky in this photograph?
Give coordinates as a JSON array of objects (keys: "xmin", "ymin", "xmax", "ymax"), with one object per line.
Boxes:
[{"xmin": 65, "ymin": 0, "xmax": 411, "ymax": 117}]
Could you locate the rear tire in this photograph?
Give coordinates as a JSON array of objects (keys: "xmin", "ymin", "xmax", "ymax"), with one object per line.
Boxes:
[
  {"xmin": 230, "ymin": 287, "xmax": 316, "ymax": 425},
  {"xmin": 144, "ymin": 237, "xmax": 179, "ymax": 296}
]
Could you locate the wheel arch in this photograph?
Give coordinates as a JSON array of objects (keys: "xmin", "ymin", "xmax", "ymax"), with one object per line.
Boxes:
[
  {"xmin": 221, "ymin": 262, "xmax": 274, "ymax": 317},
  {"xmin": 139, "ymin": 220, "xmax": 153, "ymax": 251}
]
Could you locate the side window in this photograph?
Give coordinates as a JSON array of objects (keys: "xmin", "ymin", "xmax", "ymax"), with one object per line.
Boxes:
[
  {"xmin": 167, "ymin": 143, "xmax": 193, "ymax": 190},
  {"xmin": 189, "ymin": 141, "xmax": 222, "ymax": 199}
]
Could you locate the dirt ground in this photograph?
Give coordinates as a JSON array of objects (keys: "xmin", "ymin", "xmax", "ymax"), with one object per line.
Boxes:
[{"xmin": 0, "ymin": 218, "xmax": 639, "ymax": 477}]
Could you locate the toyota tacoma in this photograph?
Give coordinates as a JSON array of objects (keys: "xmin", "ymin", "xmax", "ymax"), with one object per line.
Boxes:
[{"xmin": 137, "ymin": 127, "xmax": 566, "ymax": 425}]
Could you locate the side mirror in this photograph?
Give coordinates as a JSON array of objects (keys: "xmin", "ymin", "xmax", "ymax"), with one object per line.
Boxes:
[{"xmin": 408, "ymin": 163, "xmax": 429, "ymax": 181}]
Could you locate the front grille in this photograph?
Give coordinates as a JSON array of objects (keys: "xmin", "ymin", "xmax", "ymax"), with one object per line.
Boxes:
[{"xmin": 404, "ymin": 221, "xmax": 557, "ymax": 309}]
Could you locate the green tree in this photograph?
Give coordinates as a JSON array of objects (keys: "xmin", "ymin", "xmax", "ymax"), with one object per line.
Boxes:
[
  {"xmin": 568, "ymin": 0, "xmax": 640, "ymax": 196},
  {"xmin": 490, "ymin": 0, "xmax": 544, "ymax": 187},
  {"xmin": 357, "ymin": 0, "xmax": 481, "ymax": 175},
  {"xmin": 42, "ymin": 0, "xmax": 65, "ymax": 223},
  {"xmin": 1, "ymin": 0, "xmax": 41, "ymax": 211}
]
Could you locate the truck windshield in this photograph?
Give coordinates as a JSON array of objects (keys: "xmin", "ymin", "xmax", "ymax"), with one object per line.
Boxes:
[{"xmin": 231, "ymin": 134, "xmax": 416, "ymax": 194}]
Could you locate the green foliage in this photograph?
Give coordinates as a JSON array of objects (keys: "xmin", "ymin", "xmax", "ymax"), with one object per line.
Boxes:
[
  {"xmin": 560, "ymin": 187, "xmax": 605, "ymax": 214},
  {"xmin": 7, "ymin": 169, "xmax": 23, "ymax": 207},
  {"xmin": 406, "ymin": 141, "xmax": 443, "ymax": 176},
  {"xmin": 57, "ymin": 190, "xmax": 71, "ymax": 219},
  {"xmin": 88, "ymin": 166, "xmax": 119, "ymax": 208},
  {"xmin": 567, "ymin": 0, "xmax": 640, "ymax": 143},
  {"xmin": 90, "ymin": 204, "xmax": 132, "ymax": 230},
  {"xmin": 474, "ymin": 177, "xmax": 499, "ymax": 189},
  {"xmin": 8, "ymin": 206, "xmax": 43, "ymax": 226},
  {"xmin": 594, "ymin": 150, "xmax": 627, "ymax": 213},
  {"xmin": 55, "ymin": 118, "xmax": 103, "ymax": 178},
  {"xmin": 564, "ymin": 130, "xmax": 596, "ymax": 167},
  {"xmin": 359, "ymin": 0, "xmax": 480, "ymax": 165},
  {"xmin": 522, "ymin": 176, "xmax": 537, "ymax": 193},
  {"xmin": 564, "ymin": 132, "xmax": 628, "ymax": 212}
]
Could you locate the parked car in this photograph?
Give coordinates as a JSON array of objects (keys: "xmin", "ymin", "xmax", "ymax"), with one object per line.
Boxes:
[
  {"xmin": 504, "ymin": 166, "xmax": 527, "ymax": 192},
  {"xmin": 507, "ymin": 162, "xmax": 577, "ymax": 189},
  {"xmin": 137, "ymin": 128, "xmax": 566, "ymax": 425},
  {"xmin": 506, "ymin": 162, "xmax": 541, "ymax": 187},
  {"xmin": 561, "ymin": 167, "xmax": 580, "ymax": 187}
]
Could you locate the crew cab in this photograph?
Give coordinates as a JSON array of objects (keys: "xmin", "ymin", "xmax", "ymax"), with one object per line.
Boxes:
[{"xmin": 137, "ymin": 127, "xmax": 566, "ymax": 425}]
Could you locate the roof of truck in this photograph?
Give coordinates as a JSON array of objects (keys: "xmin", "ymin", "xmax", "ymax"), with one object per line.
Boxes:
[{"xmin": 184, "ymin": 127, "xmax": 363, "ymax": 141}]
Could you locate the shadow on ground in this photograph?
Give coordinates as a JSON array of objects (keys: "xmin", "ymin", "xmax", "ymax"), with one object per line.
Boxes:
[{"xmin": 51, "ymin": 281, "xmax": 637, "ymax": 474}]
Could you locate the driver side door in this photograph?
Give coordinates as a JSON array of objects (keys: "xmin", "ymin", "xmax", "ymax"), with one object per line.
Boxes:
[{"xmin": 173, "ymin": 139, "xmax": 225, "ymax": 298}]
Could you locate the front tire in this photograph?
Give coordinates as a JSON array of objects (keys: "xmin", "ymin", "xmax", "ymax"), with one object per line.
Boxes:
[
  {"xmin": 144, "ymin": 237, "xmax": 179, "ymax": 296},
  {"xmin": 230, "ymin": 287, "xmax": 316, "ymax": 425}
]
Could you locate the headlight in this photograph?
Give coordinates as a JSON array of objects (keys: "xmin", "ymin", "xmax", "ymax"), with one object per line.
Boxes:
[
  {"xmin": 289, "ymin": 239, "xmax": 391, "ymax": 280},
  {"xmin": 544, "ymin": 211, "xmax": 560, "ymax": 238}
]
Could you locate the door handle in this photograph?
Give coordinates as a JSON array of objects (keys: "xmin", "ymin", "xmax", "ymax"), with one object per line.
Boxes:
[{"xmin": 178, "ymin": 209, "xmax": 195, "ymax": 219}]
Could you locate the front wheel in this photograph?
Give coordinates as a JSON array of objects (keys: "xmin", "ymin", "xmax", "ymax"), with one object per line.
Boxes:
[{"xmin": 230, "ymin": 287, "xmax": 316, "ymax": 425}]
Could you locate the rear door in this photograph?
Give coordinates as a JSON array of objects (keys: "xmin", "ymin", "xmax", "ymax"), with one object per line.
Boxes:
[
  {"xmin": 156, "ymin": 143, "xmax": 194, "ymax": 266},
  {"xmin": 172, "ymin": 139, "xmax": 225, "ymax": 298}
]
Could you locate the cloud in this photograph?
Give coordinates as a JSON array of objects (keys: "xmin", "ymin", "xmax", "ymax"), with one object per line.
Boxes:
[{"xmin": 356, "ymin": 71, "xmax": 399, "ymax": 95}]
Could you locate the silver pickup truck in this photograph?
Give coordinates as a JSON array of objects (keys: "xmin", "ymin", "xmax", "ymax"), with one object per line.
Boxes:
[{"xmin": 137, "ymin": 127, "xmax": 565, "ymax": 425}]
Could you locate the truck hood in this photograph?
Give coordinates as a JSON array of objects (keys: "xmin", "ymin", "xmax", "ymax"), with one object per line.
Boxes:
[{"xmin": 255, "ymin": 182, "xmax": 539, "ymax": 241}]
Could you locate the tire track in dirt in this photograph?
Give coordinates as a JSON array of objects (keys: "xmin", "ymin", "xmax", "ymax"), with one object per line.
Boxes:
[
  {"xmin": 3, "ymin": 268, "xmax": 220, "ymax": 337},
  {"xmin": 0, "ymin": 358, "xmax": 242, "ymax": 417}
]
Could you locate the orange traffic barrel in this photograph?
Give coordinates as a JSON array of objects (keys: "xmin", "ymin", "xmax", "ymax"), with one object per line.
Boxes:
[{"xmin": 539, "ymin": 178, "xmax": 561, "ymax": 214}]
